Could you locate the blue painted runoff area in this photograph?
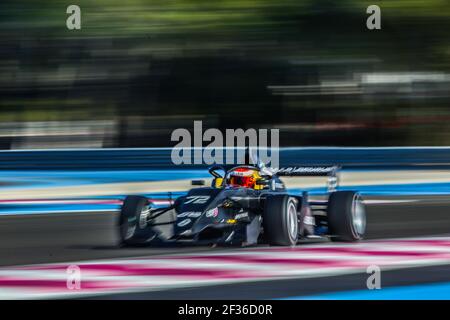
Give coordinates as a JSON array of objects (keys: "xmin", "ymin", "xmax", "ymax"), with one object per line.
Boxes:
[{"xmin": 284, "ymin": 281, "xmax": 450, "ymax": 300}]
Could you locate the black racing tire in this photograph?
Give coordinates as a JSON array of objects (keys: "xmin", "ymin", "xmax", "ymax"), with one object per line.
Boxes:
[
  {"xmin": 262, "ymin": 195, "xmax": 299, "ymax": 246},
  {"xmin": 327, "ymin": 191, "xmax": 366, "ymax": 242},
  {"xmin": 118, "ymin": 195, "xmax": 159, "ymax": 246}
]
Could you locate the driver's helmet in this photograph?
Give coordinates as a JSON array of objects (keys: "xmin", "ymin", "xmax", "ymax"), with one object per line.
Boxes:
[{"xmin": 226, "ymin": 167, "xmax": 260, "ymax": 189}]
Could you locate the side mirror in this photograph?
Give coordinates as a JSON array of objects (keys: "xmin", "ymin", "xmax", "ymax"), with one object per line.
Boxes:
[{"xmin": 191, "ymin": 180, "xmax": 206, "ymax": 186}]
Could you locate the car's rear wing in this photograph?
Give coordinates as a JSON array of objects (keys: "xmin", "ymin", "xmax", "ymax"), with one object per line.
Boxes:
[{"xmin": 271, "ymin": 165, "xmax": 340, "ymax": 192}]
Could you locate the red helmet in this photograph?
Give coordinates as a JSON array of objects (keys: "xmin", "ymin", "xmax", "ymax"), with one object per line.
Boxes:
[{"xmin": 226, "ymin": 167, "xmax": 258, "ymax": 189}]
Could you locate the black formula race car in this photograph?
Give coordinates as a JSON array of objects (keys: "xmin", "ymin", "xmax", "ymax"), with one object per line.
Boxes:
[{"xmin": 118, "ymin": 164, "xmax": 366, "ymax": 246}]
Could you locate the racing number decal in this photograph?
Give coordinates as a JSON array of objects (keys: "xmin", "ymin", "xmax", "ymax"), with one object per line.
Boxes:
[
  {"xmin": 177, "ymin": 219, "xmax": 192, "ymax": 227},
  {"xmin": 184, "ymin": 196, "xmax": 210, "ymax": 204}
]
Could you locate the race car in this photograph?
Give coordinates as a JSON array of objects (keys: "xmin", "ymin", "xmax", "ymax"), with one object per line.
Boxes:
[{"xmin": 118, "ymin": 163, "xmax": 366, "ymax": 246}]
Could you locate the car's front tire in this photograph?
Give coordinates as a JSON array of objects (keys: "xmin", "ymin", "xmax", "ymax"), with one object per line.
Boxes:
[
  {"xmin": 262, "ymin": 195, "xmax": 299, "ymax": 246},
  {"xmin": 118, "ymin": 195, "xmax": 159, "ymax": 246},
  {"xmin": 327, "ymin": 191, "xmax": 366, "ymax": 242}
]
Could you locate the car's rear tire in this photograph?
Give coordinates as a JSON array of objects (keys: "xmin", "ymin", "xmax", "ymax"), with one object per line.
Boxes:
[
  {"xmin": 327, "ymin": 191, "xmax": 366, "ymax": 242},
  {"xmin": 262, "ymin": 195, "xmax": 299, "ymax": 246},
  {"xmin": 119, "ymin": 195, "xmax": 159, "ymax": 246}
]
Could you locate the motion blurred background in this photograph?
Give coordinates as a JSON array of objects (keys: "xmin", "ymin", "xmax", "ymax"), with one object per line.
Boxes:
[
  {"xmin": 1, "ymin": 3, "xmax": 450, "ymax": 297},
  {"xmin": 0, "ymin": 0, "xmax": 449, "ymax": 149}
]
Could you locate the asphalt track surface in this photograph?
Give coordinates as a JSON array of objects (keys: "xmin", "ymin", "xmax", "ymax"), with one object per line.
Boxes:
[{"xmin": 0, "ymin": 195, "xmax": 450, "ymax": 299}]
